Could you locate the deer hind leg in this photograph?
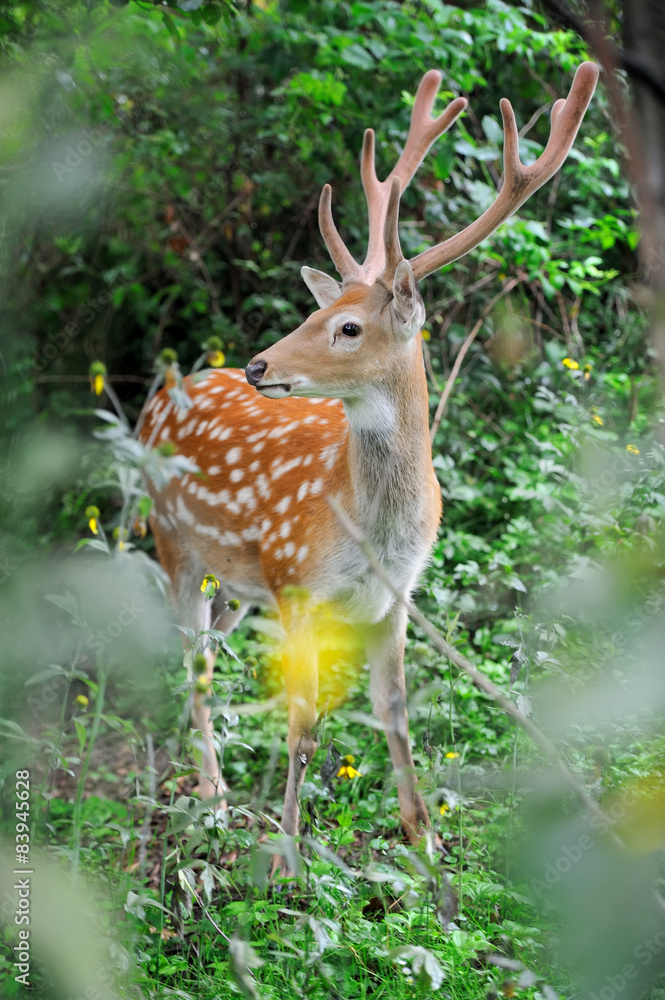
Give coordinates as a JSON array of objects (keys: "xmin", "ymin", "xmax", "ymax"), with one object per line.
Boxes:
[
  {"xmin": 364, "ymin": 604, "xmax": 429, "ymax": 843},
  {"xmin": 190, "ymin": 593, "xmax": 249, "ymax": 802}
]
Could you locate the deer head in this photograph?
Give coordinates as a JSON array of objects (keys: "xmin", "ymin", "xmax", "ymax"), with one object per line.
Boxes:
[{"xmin": 246, "ymin": 62, "xmax": 599, "ymax": 405}]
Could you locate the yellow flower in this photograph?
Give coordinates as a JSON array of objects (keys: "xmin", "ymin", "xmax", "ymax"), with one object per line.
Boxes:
[
  {"xmin": 439, "ymin": 803, "xmax": 449, "ymax": 815},
  {"xmin": 337, "ymin": 764, "xmax": 362, "ymax": 780},
  {"xmin": 113, "ymin": 526, "xmax": 127, "ymax": 551},
  {"xmin": 85, "ymin": 505, "xmax": 100, "ymax": 535},
  {"xmin": 158, "ymin": 349, "xmax": 180, "ymax": 389},
  {"xmin": 562, "ymin": 357, "xmax": 579, "ymax": 370},
  {"xmin": 89, "ymin": 361, "xmax": 107, "ymax": 395},
  {"xmin": 337, "ymin": 754, "xmax": 361, "ymax": 779},
  {"xmin": 420, "ymin": 329, "xmax": 431, "ymax": 342},
  {"xmin": 133, "ymin": 516, "xmax": 147, "ymax": 539},
  {"xmin": 626, "ymin": 444, "xmax": 640, "ymax": 455},
  {"xmin": 445, "ymin": 751, "xmax": 460, "ymax": 759},
  {"xmin": 584, "ymin": 363, "xmax": 593, "ymax": 381},
  {"xmin": 207, "ymin": 349, "xmax": 225, "ymax": 368},
  {"xmin": 194, "ymin": 674, "xmax": 211, "ymax": 694},
  {"xmin": 592, "ymin": 414, "xmax": 604, "ymax": 426},
  {"xmin": 75, "ymin": 694, "xmax": 89, "ymax": 709},
  {"xmin": 200, "ymin": 573, "xmax": 220, "ymax": 598}
]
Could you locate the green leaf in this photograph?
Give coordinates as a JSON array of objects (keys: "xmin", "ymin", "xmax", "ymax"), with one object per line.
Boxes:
[
  {"xmin": 339, "ymin": 44, "xmax": 375, "ymax": 71},
  {"xmin": 74, "ymin": 719, "xmax": 87, "ymax": 753},
  {"xmin": 162, "ymin": 12, "xmax": 180, "ymax": 42}
]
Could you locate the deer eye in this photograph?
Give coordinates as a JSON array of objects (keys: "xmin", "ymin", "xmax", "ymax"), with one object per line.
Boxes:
[{"xmin": 341, "ymin": 322, "xmax": 361, "ymax": 338}]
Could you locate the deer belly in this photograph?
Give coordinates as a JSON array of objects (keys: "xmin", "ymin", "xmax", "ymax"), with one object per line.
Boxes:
[{"xmin": 318, "ymin": 535, "xmax": 429, "ymax": 624}]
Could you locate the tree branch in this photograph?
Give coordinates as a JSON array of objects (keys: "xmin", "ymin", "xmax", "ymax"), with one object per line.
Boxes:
[{"xmin": 536, "ymin": 0, "xmax": 665, "ymax": 104}]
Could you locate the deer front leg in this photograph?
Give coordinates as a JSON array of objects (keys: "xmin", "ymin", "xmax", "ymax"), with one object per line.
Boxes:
[
  {"xmin": 364, "ymin": 604, "xmax": 429, "ymax": 844},
  {"xmin": 275, "ymin": 632, "xmax": 318, "ymax": 873}
]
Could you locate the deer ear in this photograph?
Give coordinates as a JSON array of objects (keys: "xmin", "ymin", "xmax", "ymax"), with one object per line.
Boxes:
[
  {"xmin": 391, "ymin": 259, "xmax": 424, "ymax": 338},
  {"xmin": 301, "ymin": 266, "xmax": 343, "ymax": 309}
]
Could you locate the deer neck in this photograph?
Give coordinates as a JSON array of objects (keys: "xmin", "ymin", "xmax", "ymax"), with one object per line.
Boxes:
[{"xmin": 339, "ymin": 344, "xmax": 433, "ymax": 532}]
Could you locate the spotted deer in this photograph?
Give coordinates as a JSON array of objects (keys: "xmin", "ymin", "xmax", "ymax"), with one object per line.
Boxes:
[{"xmin": 142, "ymin": 63, "xmax": 598, "ymax": 852}]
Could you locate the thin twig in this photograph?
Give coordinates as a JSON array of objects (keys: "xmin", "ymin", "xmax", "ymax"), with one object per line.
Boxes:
[
  {"xmin": 326, "ymin": 495, "xmax": 624, "ymax": 850},
  {"xmin": 518, "ymin": 101, "xmax": 553, "ymax": 138},
  {"xmin": 33, "ymin": 375, "xmax": 151, "ymax": 383},
  {"xmin": 138, "ymin": 733, "xmax": 156, "ymax": 880},
  {"xmin": 430, "ymin": 278, "xmax": 520, "ymax": 443},
  {"xmin": 422, "ymin": 338, "xmax": 441, "ymax": 392}
]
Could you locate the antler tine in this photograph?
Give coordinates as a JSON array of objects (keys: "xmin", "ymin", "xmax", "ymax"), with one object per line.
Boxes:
[
  {"xmin": 318, "ymin": 183, "xmax": 364, "ymax": 284},
  {"xmin": 382, "ymin": 177, "xmax": 404, "ymax": 279},
  {"xmin": 360, "ymin": 72, "xmax": 468, "ymax": 282},
  {"xmin": 410, "ymin": 61, "xmax": 599, "ymax": 282}
]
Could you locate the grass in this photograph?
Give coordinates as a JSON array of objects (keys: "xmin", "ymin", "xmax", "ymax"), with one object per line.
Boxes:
[{"xmin": 0, "ymin": 606, "xmax": 568, "ymax": 1000}]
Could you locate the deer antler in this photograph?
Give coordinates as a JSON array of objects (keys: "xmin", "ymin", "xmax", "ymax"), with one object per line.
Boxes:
[
  {"xmin": 409, "ymin": 61, "xmax": 600, "ymax": 281},
  {"xmin": 319, "ymin": 71, "xmax": 468, "ymax": 286}
]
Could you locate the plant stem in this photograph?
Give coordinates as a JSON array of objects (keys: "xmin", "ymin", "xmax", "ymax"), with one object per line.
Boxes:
[{"xmin": 72, "ymin": 659, "xmax": 107, "ymax": 881}]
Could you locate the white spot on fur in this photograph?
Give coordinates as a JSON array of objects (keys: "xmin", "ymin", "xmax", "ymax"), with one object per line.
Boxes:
[
  {"xmin": 256, "ymin": 474, "xmax": 271, "ymax": 499},
  {"xmin": 269, "ymin": 420, "xmax": 299, "ymax": 439},
  {"xmin": 242, "ymin": 525, "xmax": 261, "ymax": 542},
  {"xmin": 194, "ymin": 522, "xmax": 221, "ymax": 540},
  {"xmin": 319, "ymin": 443, "xmax": 341, "ymax": 470},
  {"xmin": 297, "ymin": 482, "xmax": 309, "ymax": 502},
  {"xmin": 226, "ymin": 447, "xmax": 242, "ymax": 464},
  {"xmin": 275, "ymin": 496, "xmax": 291, "ymax": 514},
  {"xmin": 236, "ymin": 486, "xmax": 256, "ymax": 510},
  {"xmin": 175, "ymin": 496, "xmax": 194, "ymax": 525},
  {"xmin": 296, "ymin": 544, "xmax": 309, "ymax": 563},
  {"xmin": 230, "ymin": 468, "xmax": 244, "ymax": 483},
  {"xmin": 177, "ymin": 418, "xmax": 197, "ymax": 440},
  {"xmin": 280, "ymin": 521, "xmax": 291, "ymax": 538},
  {"xmin": 220, "ymin": 530, "xmax": 241, "ymax": 546},
  {"xmin": 284, "ymin": 541, "xmax": 295, "ymax": 557},
  {"xmin": 271, "ymin": 456, "xmax": 303, "ymax": 479}
]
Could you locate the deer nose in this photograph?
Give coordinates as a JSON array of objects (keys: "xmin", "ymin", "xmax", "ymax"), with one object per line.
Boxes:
[{"xmin": 245, "ymin": 359, "xmax": 267, "ymax": 386}]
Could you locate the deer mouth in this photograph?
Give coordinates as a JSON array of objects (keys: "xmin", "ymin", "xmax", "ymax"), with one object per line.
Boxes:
[{"xmin": 256, "ymin": 382, "xmax": 291, "ymax": 399}]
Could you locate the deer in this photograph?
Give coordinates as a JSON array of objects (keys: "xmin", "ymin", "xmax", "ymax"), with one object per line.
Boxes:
[{"xmin": 141, "ymin": 62, "xmax": 599, "ymax": 863}]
